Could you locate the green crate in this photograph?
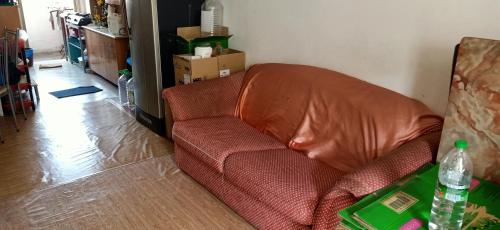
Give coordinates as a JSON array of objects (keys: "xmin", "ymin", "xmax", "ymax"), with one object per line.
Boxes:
[
  {"xmin": 68, "ymin": 37, "xmax": 84, "ymax": 63},
  {"xmin": 174, "ymin": 35, "xmax": 230, "ymax": 55}
]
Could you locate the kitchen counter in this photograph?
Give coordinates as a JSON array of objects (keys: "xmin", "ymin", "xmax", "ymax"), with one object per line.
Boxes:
[
  {"xmin": 82, "ymin": 25, "xmax": 128, "ymax": 39},
  {"xmin": 83, "ymin": 26, "xmax": 129, "ymax": 85}
]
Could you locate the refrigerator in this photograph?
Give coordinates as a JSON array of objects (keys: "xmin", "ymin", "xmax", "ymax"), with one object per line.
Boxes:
[{"xmin": 125, "ymin": 0, "xmax": 203, "ymax": 135}]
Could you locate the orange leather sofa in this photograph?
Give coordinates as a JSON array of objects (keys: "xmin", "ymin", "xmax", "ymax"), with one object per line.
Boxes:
[{"xmin": 163, "ymin": 63, "xmax": 443, "ymax": 229}]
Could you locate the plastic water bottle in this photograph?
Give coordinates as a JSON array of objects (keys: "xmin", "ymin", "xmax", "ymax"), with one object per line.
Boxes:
[
  {"xmin": 126, "ymin": 77, "xmax": 135, "ymax": 110},
  {"xmin": 118, "ymin": 69, "xmax": 132, "ymax": 106},
  {"xmin": 201, "ymin": 0, "xmax": 224, "ymax": 36},
  {"xmin": 429, "ymin": 139, "xmax": 473, "ymax": 230}
]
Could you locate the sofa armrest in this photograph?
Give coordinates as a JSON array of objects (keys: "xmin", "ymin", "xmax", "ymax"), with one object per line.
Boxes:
[
  {"xmin": 334, "ymin": 132, "xmax": 441, "ymax": 197},
  {"xmin": 312, "ymin": 188, "xmax": 359, "ymax": 230},
  {"xmin": 162, "ymin": 72, "xmax": 245, "ymax": 122},
  {"xmin": 312, "ymin": 132, "xmax": 441, "ymax": 229}
]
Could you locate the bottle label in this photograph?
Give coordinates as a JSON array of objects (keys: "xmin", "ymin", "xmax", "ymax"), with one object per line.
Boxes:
[{"xmin": 436, "ymin": 182, "xmax": 469, "ymax": 202}]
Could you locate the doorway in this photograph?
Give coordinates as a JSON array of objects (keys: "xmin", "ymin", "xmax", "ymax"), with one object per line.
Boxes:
[
  {"xmin": 21, "ymin": 0, "xmax": 74, "ymax": 61},
  {"xmin": 1, "ymin": 0, "xmax": 123, "ymax": 120},
  {"xmin": 15, "ymin": 0, "xmax": 128, "ymax": 97}
]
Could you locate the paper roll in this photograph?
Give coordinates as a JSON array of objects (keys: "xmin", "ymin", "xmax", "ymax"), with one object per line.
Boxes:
[{"xmin": 195, "ymin": 47, "xmax": 213, "ymax": 58}]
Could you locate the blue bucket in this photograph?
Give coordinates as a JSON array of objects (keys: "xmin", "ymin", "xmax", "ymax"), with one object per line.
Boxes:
[
  {"xmin": 25, "ymin": 48, "xmax": 33, "ymax": 58},
  {"xmin": 25, "ymin": 48, "xmax": 34, "ymax": 66}
]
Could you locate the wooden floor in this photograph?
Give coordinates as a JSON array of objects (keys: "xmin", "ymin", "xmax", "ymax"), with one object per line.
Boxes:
[{"xmin": 0, "ymin": 61, "xmax": 253, "ymax": 229}]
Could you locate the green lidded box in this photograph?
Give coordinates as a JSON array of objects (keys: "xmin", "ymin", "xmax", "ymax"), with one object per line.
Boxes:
[{"xmin": 172, "ymin": 26, "xmax": 231, "ymax": 55}]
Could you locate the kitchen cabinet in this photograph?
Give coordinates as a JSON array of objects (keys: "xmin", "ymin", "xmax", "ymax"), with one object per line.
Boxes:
[{"xmin": 83, "ymin": 25, "xmax": 128, "ymax": 85}]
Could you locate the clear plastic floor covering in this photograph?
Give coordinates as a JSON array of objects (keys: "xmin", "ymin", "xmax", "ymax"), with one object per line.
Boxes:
[{"xmin": 0, "ymin": 99, "xmax": 251, "ymax": 229}]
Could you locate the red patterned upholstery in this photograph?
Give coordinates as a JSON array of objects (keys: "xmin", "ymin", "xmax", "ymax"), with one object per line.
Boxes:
[
  {"xmin": 166, "ymin": 65, "xmax": 443, "ymax": 230},
  {"xmin": 175, "ymin": 145, "xmax": 309, "ymax": 230},
  {"xmin": 224, "ymin": 149, "xmax": 345, "ymax": 225},
  {"xmin": 335, "ymin": 132, "xmax": 441, "ymax": 197},
  {"xmin": 163, "ymin": 72, "xmax": 245, "ymax": 122},
  {"xmin": 312, "ymin": 189, "xmax": 359, "ymax": 230},
  {"xmin": 312, "ymin": 132, "xmax": 441, "ymax": 229},
  {"xmin": 173, "ymin": 116, "xmax": 286, "ymax": 173}
]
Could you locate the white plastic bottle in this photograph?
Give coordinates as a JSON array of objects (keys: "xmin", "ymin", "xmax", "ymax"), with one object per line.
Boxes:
[
  {"xmin": 429, "ymin": 139, "xmax": 473, "ymax": 230},
  {"xmin": 118, "ymin": 70, "xmax": 132, "ymax": 106},
  {"xmin": 201, "ymin": 0, "xmax": 224, "ymax": 36},
  {"xmin": 126, "ymin": 77, "xmax": 135, "ymax": 110}
]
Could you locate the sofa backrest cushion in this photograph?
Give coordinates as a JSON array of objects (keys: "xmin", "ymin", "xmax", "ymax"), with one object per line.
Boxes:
[{"xmin": 236, "ymin": 63, "xmax": 443, "ymax": 172}]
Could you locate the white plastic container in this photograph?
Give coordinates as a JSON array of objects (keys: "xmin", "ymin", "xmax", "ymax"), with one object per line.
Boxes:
[
  {"xmin": 108, "ymin": 13, "xmax": 126, "ymax": 36},
  {"xmin": 194, "ymin": 46, "xmax": 212, "ymax": 58},
  {"xmin": 201, "ymin": 0, "xmax": 223, "ymax": 36},
  {"xmin": 126, "ymin": 77, "xmax": 136, "ymax": 110},
  {"xmin": 118, "ymin": 71, "xmax": 132, "ymax": 106}
]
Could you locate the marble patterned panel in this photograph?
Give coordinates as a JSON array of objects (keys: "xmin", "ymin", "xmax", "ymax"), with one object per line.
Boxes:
[{"xmin": 437, "ymin": 37, "xmax": 500, "ymax": 184}]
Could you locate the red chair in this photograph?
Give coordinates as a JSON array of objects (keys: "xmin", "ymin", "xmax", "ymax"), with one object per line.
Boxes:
[{"xmin": 16, "ymin": 29, "xmax": 38, "ymax": 110}]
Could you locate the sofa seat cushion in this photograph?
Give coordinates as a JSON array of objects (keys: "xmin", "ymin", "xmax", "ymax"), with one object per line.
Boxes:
[
  {"xmin": 172, "ymin": 116, "xmax": 287, "ymax": 173},
  {"xmin": 224, "ymin": 149, "xmax": 345, "ymax": 225}
]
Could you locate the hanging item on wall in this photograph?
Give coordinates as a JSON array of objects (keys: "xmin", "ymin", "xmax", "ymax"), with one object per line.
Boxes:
[
  {"xmin": 49, "ymin": 10, "xmax": 56, "ymax": 29},
  {"xmin": 73, "ymin": 0, "xmax": 88, "ymax": 13},
  {"xmin": 48, "ymin": 2, "xmax": 74, "ymax": 30}
]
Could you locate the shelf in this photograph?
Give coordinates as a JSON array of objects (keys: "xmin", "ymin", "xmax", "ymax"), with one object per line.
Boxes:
[
  {"xmin": 64, "ymin": 20, "xmax": 87, "ymax": 73},
  {"xmin": 69, "ymin": 35, "xmax": 86, "ymax": 41},
  {"xmin": 68, "ymin": 36, "xmax": 85, "ymax": 44},
  {"xmin": 2, "ymin": 99, "xmax": 33, "ymax": 112},
  {"xmin": 69, "ymin": 42, "xmax": 82, "ymax": 50},
  {"xmin": 66, "ymin": 23, "xmax": 83, "ymax": 30}
]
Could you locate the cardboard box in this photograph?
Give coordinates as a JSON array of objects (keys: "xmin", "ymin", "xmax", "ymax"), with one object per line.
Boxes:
[
  {"xmin": 173, "ymin": 49, "xmax": 245, "ymax": 85},
  {"xmin": 173, "ymin": 26, "xmax": 232, "ymax": 54}
]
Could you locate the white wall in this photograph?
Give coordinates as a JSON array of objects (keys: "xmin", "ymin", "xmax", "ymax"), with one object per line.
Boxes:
[
  {"xmin": 22, "ymin": 0, "xmax": 73, "ymax": 53},
  {"xmin": 219, "ymin": 0, "xmax": 500, "ymax": 115}
]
